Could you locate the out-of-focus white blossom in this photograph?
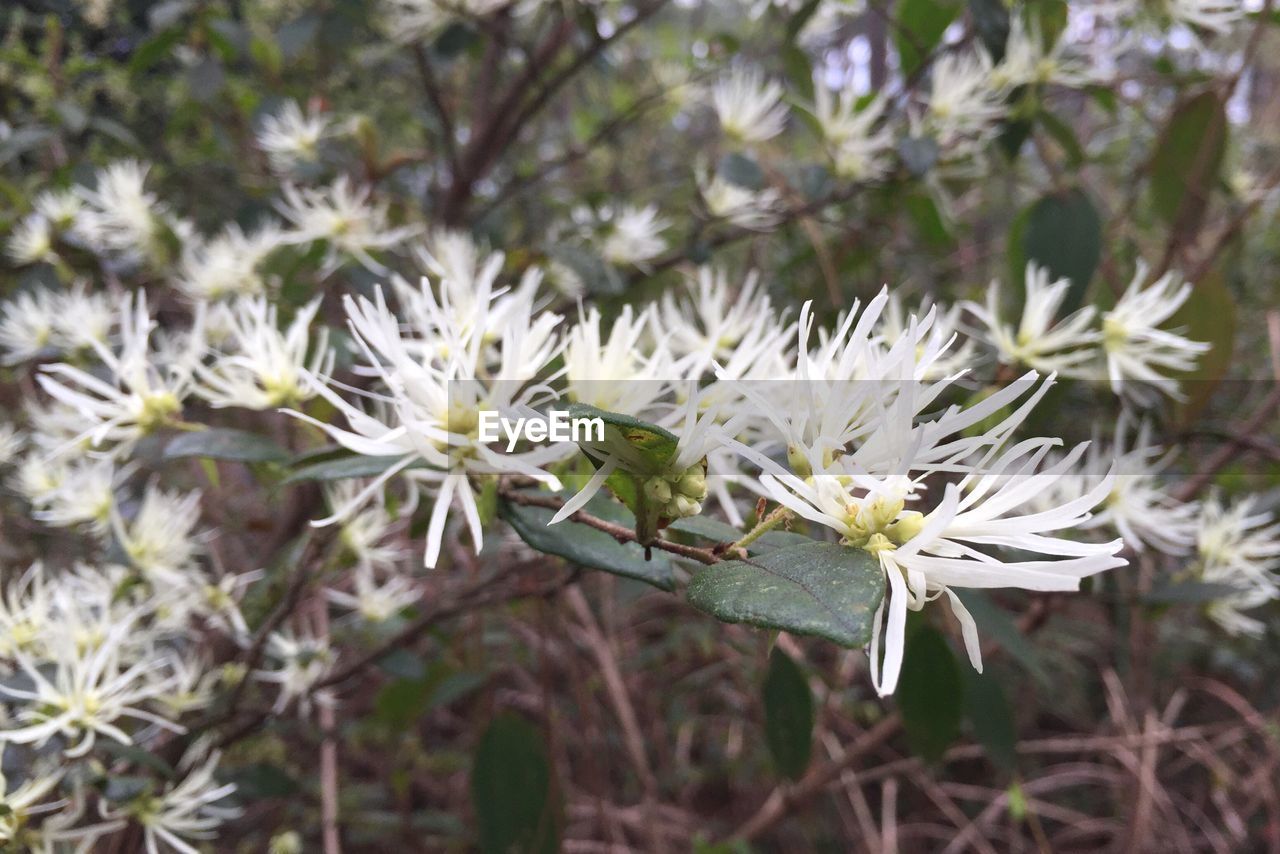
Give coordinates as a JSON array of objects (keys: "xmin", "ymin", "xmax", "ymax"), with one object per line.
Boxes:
[
  {"xmin": 277, "ymin": 177, "xmax": 418, "ymax": 273},
  {"xmin": 38, "ymin": 292, "xmax": 200, "ymax": 454},
  {"xmin": 598, "ymin": 204, "xmax": 670, "ymax": 267},
  {"xmin": 255, "ymin": 631, "xmax": 335, "ymax": 713},
  {"xmin": 712, "ymin": 66, "xmax": 790, "ymax": 144},
  {"xmin": 0, "ymin": 289, "xmax": 58, "ymax": 364},
  {"xmin": 814, "ymin": 89, "xmax": 896, "ymax": 181},
  {"xmin": 0, "ymin": 615, "xmax": 182, "ymax": 757},
  {"xmin": 175, "ymin": 223, "xmax": 285, "ymax": 301},
  {"xmin": 925, "ymin": 50, "xmax": 1008, "ymax": 150},
  {"xmin": 194, "ymin": 296, "xmax": 332, "ymax": 409},
  {"xmin": 992, "ymin": 15, "xmax": 1098, "ymax": 89},
  {"xmin": 101, "ymin": 751, "xmax": 240, "ymax": 854},
  {"xmin": 6, "ymin": 215, "xmax": 56, "ymax": 266},
  {"xmin": 326, "ymin": 566, "xmax": 419, "ymax": 622},
  {"xmin": 698, "ymin": 170, "xmax": 783, "ymax": 230},
  {"xmin": 74, "ymin": 161, "xmax": 169, "ymax": 263},
  {"xmin": 111, "ymin": 485, "xmax": 204, "ymax": 585},
  {"xmin": 379, "ymin": 0, "xmax": 518, "ymax": 42},
  {"xmin": 1197, "ymin": 494, "xmax": 1280, "ymax": 637},
  {"xmin": 257, "ymin": 100, "xmax": 337, "ymax": 172}
]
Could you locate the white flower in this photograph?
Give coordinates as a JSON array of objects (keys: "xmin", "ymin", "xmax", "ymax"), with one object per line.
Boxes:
[
  {"xmin": 925, "ymin": 49, "xmax": 1007, "ymax": 149},
  {"xmin": 0, "ymin": 288, "xmax": 59, "ymax": 364},
  {"xmin": 38, "ymin": 292, "xmax": 199, "ymax": 454},
  {"xmin": 1048, "ymin": 415, "xmax": 1199, "ymax": 554},
  {"xmin": 257, "ymin": 100, "xmax": 336, "ymax": 172},
  {"xmin": 194, "ymin": 296, "xmax": 332, "ymax": 409},
  {"xmin": 326, "ymin": 566, "xmax": 419, "ymax": 622},
  {"xmin": 175, "ymin": 223, "xmax": 284, "ymax": 301},
  {"xmin": 877, "ymin": 292, "xmax": 975, "ymax": 381},
  {"xmin": 698, "ymin": 170, "xmax": 782, "ymax": 231},
  {"xmin": 277, "ymin": 177, "xmax": 418, "ymax": 274},
  {"xmin": 31, "ymin": 456, "xmax": 124, "ymax": 536},
  {"xmin": 813, "ymin": 89, "xmax": 895, "ymax": 181},
  {"xmin": 1198, "ymin": 494, "xmax": 1280, "ymax": 582},
  {"xmin": 51, "ymin": 284, "xmax": 115, "ymax": 352},
  {"xmin": 6, "ymin": 215, "xmax": 56, "ymax": 266},
  {"xmin": 34, "ymin": 189, "xmax": 83, "ymax": 229},
  {"xmin": 327, "ymin": 480, "xmax": 410, "ymax": 571},
  {"xmin": 659, "ymin": 267, "xmax": 783, "ymax": 368},
  {"xmin": 1105, "ymin": 0, "xmax": 1244, "ymax": 36},
  {"xmin": 0, "ymin": 563, "xmax": 54, "ymax": 658},
  {"xmin": 110, "ymin": 485, "xmax": 204, "ymax": 585},
  {"xmin": 600, "ymin": 205, "xmax": 669, "ymax": 266},
  {"xmin": 721, "ymin": 295, "xmax": 1124, "ymax": 695},
  {"xmin": 1196, "ymin": 495, "xmax": 1280, "ymax": 638},
  {"xmin": 712, "ymin": 67, "xmax": 790, "ymax": 144},
  {"xmin": 0, "ymin": 616, "xmax": 182, "ymax": 757},
  {"xmin": 101, "ymin": 750, "xmax": 240, "ymax": 854},
  {"xmin": 1102, "ymin": 262, "xmax": 1208, "ymax": 402},
  {"xmin": 563, "ymin": 303, "xmax": 673, "ymax": 415},
  {"xmin": 290, "ymin": 283, "xmax": 567, "ymax": 567},
  {"xmin": 380, "ymin": 0, "xmax": 517, "ymax": 42},
  {"xmin": 968, "ymin": 263, "xmax": 1100, "ymax": 375},
  {"xmin": 0, "ymin": 423, "xmax": 22, "ymax": 466},
  {"xmin": 991, "ymin": 15, "xmax": 1098, "ymax": 89},
  {"xmin": 0, "ymin": 747, "xmax": 64, "ymax": 848},
  {"xmin": 255, "ymin": 632, "xmax": 334, "ymax": 713},
  {"xmin": 74, "ymin": 160, "xmax": 167, "ymax": 262}
]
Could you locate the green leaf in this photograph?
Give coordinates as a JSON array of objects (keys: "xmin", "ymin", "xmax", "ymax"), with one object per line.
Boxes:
[
  {"xmin": 962, "ymin": 667, "xmax": 1017, "ymax": 771},
  {"xmin": 374, "ymin": 678, "xmax": 431, "ymax": 728},
  {"xmin": 1030, "ymin": 0, "xmax": 1069, "ymax": 49},
  {"xmin": 1143, "ymin": 580, "xmax": 1245, "ymax": 605},
  {"xmin": 284, "ymin": 453, "xmax": 422, "ymax": 483},
  {"xmin": 718, "ymin": 152, "xmax": 765, "ymax": 190},
  {"xmin": 472, "ymin": 714, "xmax": 561, "ymax": 854},
  {"xmin": 786, "ymin": 0, "xmax": 824, "ymax": 41},
  {"xmin": 1038, "ymin": 110, "xmax": 1085, "ymax": 167},
  {"xmin": 1021, "ymin": 187, "xmax": 1101, "ymax": 314},
  {"xmin": 566, "ymin": 403, "xmax": 691, "ymax": 545},
  {"xmin": 1168, "ymin": 269, "xmax": 1235, "ymax": 427},
  {"xmin": 904, "ymin": 192, "xmax": 952, "ymax": 248},
  {"xmin": 896, "ymin": 623, "xmax": 963, "ymax": 763},
  {"xmin": 163, "ymin": 427, "xmax": 290, "ymax": 464},
  {"xmin": 1149, "ymin": 91, "xmax": 1228, "ymax": 233},
  {"xmin": 969, "ymin": 0, "xmax": 1011, "ymax": 62},
  {"xmin": 897, "ymin": 135, "xmax": 940, "ymax": 177},
  {"xmin": 686, "ymin": 542, "xmax": 884, "ymax": 647},
  {"xmin": 566, "ymin": 403, "xmax": 679, "ymax": 471},
  {"xmin": 895, "ymin": 0, "xmax": 962, "ymax": 77},
  {"xmin": 763, "ymin": 647, "xmax": 814, "ymax": 780},
  {"xmin": 780, "ymin": 43, "xmax": 815, "ymax": 103},
  {"xmin": 129, "ymin": 29, "xmax": 184, "ymax": 74},
  {"xmin": 499, "ymin": 490, "xmax": 676, "ymax": 590},
  {"xmin": 227, "ymin": 762, "xmax": 300, "ymax": 799}
]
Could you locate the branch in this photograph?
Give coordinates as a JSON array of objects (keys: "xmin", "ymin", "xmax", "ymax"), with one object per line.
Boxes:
[
  {"xmin": 498, "ymin": 486, "xmax": 726, "ymax": 564},
  {"xmin": 412, "ymin": 44, "xmax": 459, "ymax": 176}
]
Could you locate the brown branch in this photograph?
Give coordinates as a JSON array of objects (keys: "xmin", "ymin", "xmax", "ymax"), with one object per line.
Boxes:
[
  {"xmin": 1172, "ymin": 383, "xmax": 1280, "ymax": 503},
  {"xmin": 412, "ymin": 44, "xmax": 460, "ymax": 177},
  {"xmin": 498, "ymin": 487, "xmax": 724, "ymax": 564}
]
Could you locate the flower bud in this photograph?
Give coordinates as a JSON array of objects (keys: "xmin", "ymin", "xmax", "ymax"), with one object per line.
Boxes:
[
  {"xmin": 677, "ymin": 470, "xmax": 707, "ymax": 500},
  {"xmin": 672, "ymin": 495, "xmax": 702, "ymax": 517},
  {"xmin": 644, "ymin": 476, "xmax": 672, "ymax": 504}
]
